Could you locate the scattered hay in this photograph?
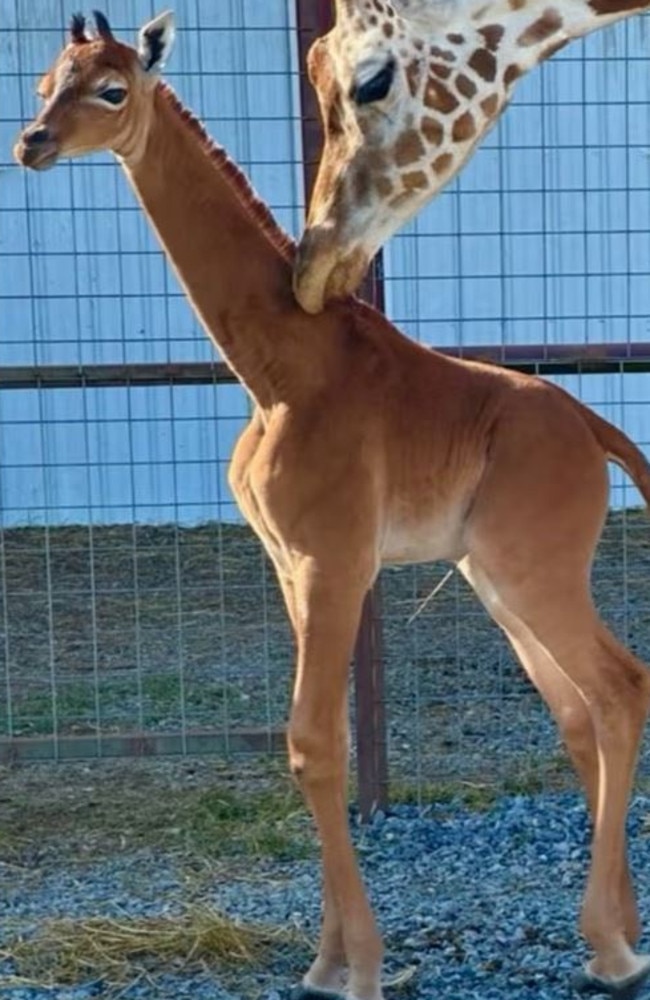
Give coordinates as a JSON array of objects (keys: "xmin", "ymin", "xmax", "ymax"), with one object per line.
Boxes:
[{"xmin": 2, "ymin": 906, "xmax": 300, "ymax": 987}]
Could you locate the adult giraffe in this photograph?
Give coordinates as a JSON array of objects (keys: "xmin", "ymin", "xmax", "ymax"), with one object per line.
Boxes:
[
  {"xmin": 14, "ymin": 11, "xmax": 650, "ymax": 1000},
  {"xmin": 293, "ymin": 0, "xmax": 650, "ymax": 314}
]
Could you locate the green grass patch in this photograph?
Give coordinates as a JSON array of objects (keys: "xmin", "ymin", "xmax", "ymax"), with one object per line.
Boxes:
[
  {"xmin": 0, "ymin": 762, "xmax": 314, "ymax": 865},
  {"xmin": 187, "ymin": 784, "xmax": 313, "ymax": 860}
]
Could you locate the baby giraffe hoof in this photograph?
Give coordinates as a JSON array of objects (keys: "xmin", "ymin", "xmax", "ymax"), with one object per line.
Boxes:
[{"xmin": 572, "ymin": 959, "xmax": 650, "ymax": 999}]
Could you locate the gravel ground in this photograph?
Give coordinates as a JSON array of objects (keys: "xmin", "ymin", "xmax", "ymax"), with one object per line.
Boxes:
[{"xmin": 2, "ymin": 789, "xmax": 650, "ymax": 999}]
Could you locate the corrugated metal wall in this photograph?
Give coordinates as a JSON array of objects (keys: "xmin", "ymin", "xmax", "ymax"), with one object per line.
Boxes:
[{"xmin": 1, "ymin": 4, "xmax": 650, "ymax": 526}]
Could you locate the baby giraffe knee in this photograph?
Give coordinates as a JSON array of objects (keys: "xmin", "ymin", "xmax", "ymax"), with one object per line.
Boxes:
[
  {"xmin": 559, "ymin": 699, "xmax": 591, "ymax": 744},
  {"xmin": 288, "ymin": 723, "xmax": 347, "ymax": 786}
]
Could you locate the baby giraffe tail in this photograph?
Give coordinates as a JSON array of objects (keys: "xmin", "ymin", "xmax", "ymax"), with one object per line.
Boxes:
[{"xmin": 581, "ymin": 406, "xmax": 650, "ymax": 508}]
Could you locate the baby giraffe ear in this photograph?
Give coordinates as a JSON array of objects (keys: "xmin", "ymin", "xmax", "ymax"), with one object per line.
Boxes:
[{"xmin": 137, "ymin": 10, "xmax": 176, "ymax": 73}]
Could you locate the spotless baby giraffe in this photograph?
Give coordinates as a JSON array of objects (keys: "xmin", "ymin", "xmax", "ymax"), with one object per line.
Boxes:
[
  {"xmin": 14, "ymin": 11, "xmax": 650, "ymax": 999},
  {"xmin": 293, "ymin": 0, "xmax": 650, "ymax": 313}
]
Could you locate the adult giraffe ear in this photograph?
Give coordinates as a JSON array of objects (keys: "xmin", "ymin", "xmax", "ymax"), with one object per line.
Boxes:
[{"xmin": 137, "ymin": 10, "xmax": 176, "ymax": 74}]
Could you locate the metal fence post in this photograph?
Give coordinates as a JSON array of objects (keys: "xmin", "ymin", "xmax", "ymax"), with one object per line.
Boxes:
[{"xmin": 295, "ymin": 0, "xmax": 389, "ymax": 820}]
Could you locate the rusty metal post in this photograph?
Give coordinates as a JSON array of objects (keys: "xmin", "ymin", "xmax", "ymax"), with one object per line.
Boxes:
[{"xmin": 295, "ymin": 0, "xmax": 389, "ymax": 820}]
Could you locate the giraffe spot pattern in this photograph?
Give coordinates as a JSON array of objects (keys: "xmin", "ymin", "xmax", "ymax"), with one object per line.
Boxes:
[
  {"xmin": 430, "ymin": 45, "xmax": 456, "ymax": 63},
  {"xmin": 433, "ymin": 152, "xmax": 454, "ymax": 174},
  {"xmin": 516, "ymin": 8, "xmax": 563, "ymax": 46},
  {"xmin": 421, "ymin": 116, "xmax": 444, "ymax": 146},
  {"xmin": 424, "ymin": 76, "xmax": 460, "ymax": 114},
  {"xmin": 383, "ymin": 22, "xmax": 394, "ymax": 37},
  {"xmin": 452, "ymin": 110, "xmax": 477, "ymax": 142},
  {"xmin": 468, "ymin": 47, "xmax": 497, "ymax": 82},
  {"xmin": 478, "ymin": 24, "xmax": 505, "ymax": 51},
  {"xmin": 402, "ymin": 169, "xmax": 428, "ymax": 191},
  {"xmin": 503, "ymin": 63, "xmax": 522, "ymax": 87},
  {"xmin": 431, "ymin": 63, "xmax": 452, "ymax": 80},
  {"xmin": 394, "ymin": 128, "xmax": 426, "ymax": 167},
  {"xmin": 480, "ymin": 93, "xmax": 499, "ymax": 117},
  {"xmin": 456, "ymin": 73, "xmax": 477, "ymax": 99},
  {"xmin": 447, "ymin": 33, "xmax": 465, "ymax": 44},
  {"xmin": 589, "ymin": 0, "xmax": 646, "ymax": 9},
  {"xmin": 374, "ymin": 175, "xmax": 394, "ymax": 197}
]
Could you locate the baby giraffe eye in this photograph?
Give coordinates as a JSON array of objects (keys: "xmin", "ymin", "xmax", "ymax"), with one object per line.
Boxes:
[
  {"xmin": 351, "ymin": 60, "xmax": 396, "ymax": 106},
  {"xmin": 97, "ymin": 86, "xmax": 127, "ymax": 106}
]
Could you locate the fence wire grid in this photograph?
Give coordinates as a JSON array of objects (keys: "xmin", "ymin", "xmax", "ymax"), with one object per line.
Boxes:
[{"xmin": 1, "ymin": 1, "xmax": 650, "ymax": 796}]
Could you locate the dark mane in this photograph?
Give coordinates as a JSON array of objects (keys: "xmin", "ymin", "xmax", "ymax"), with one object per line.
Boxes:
[{"xmin": 158, "ymin": 83, "xmax": 296, "ymax": 264}]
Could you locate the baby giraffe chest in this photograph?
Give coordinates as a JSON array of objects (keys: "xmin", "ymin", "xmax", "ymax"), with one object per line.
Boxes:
[{"xmin": 381, "ymin": 505, "xmax": 468, "ymax": 565}]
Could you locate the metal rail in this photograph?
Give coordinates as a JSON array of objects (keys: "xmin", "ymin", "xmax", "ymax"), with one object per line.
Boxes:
[{"xmin": 3, "ymin": 342, "xmax": 650, "ymax": 391}]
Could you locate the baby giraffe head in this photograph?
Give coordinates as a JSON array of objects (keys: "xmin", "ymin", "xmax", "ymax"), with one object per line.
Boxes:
[
  {"xmin": 14, "ymin": 9, "xmax": 176, "ymax": 171},
  {"xmin": 293, "ymin": 0, "xmax": 569, "ymax": 313}
]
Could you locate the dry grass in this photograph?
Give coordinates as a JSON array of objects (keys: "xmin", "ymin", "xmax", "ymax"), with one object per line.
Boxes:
[{"xmin": 1, "ymin": 907, "xmax": 304, "ymax": 987}]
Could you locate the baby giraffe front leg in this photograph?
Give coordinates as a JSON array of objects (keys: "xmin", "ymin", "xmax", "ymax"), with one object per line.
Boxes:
[
  {"xmin": 291, "ymin": 875, "xmax": 347, "ymax": 998},
  {"xmin": 286, "ymin": 555, "xmax": 384, "ymax": 1000}
]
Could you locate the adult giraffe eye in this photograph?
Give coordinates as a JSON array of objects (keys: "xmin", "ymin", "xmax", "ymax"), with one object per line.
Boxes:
[
  {"xmin": 98, "ymin": 86, "xmax": 127, "ymax": 105},
  {"xmin": 351, "ymin": 60, "xmax": 395, "ymax": 105}
]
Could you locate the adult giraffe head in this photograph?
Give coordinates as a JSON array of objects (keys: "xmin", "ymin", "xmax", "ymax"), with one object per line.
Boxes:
[
  {"xmin": 14, "ymin": 9, "xmax": 175, "ymax": 171},
  {"xmin": 293, "ymin": 0, "xmax": 646, "ymax": 314}
]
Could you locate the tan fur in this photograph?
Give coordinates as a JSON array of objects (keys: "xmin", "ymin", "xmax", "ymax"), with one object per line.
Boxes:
[{"xmin": 14, "ymin": 15, "xmax": 650, "ymax": 1000}]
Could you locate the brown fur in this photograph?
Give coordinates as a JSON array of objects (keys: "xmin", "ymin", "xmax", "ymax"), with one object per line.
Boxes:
[
  {"xmin": 503, "ymin": 62, "xmax": 523, "ymax": 87},
  {"xmin": 589, "ymin": 0, "xmax": 647, "ymax": 11},
  {"xmin": 431, "ymin": 62, "xmax": 453, "ymax": 79},
  {"xmin": 480, "ymin": 93, "xmax": 500, "ymax": 117},
  {"xmin": 429, "ymin": 44, "xmax": 456, "ymax": 62},
  {"xmin": 468, "ymin": 47, "xmax": 498, "ymax": 82},
  {"xmin": 432, "ymin": 151, "xmax": 454, "ymax": 173},
  {"xmin": 421, "ymin": 116, "xmax": 444, "ymax": 145},
  {"xmin": 456, "ymin": 72, "xmax": 477, "ymax": 99},
  {"xmin": 478, "ymin": 23, "xmax": 505, "ymax": 50},
  {"xmin": 394, "ymin": 128, "xmax": 426, "ymax": 166},
  {"xmin": 158, "ymin": 86, "xmax": 294, "ymax": 264},
  {"xmin": 452, "ymin": 109, "xmax": 477, "ymax": 141},
  {"xmin": 424, "ymin": 76, "xmax": 460, "ymax": 113}
]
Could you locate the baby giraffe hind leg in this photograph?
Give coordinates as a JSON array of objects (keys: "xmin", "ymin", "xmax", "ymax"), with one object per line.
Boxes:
[
  {"xmin": 462, "ymin": 554, "xmax": 650, "ymax": 992},
  {"xmin": 461, "ymin": 556, "xmax": 641, "ymax": 947}
]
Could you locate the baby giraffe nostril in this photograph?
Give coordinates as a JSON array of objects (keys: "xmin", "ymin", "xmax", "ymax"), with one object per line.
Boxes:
[{"xmin": 25, "ymin": 126, "xmax": 50, "ymax": 146}]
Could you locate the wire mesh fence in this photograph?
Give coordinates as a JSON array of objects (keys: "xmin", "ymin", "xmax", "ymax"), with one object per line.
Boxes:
[{"xmin": 1, "ymin": 1, "xmax": 650, "ymax": 801}]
